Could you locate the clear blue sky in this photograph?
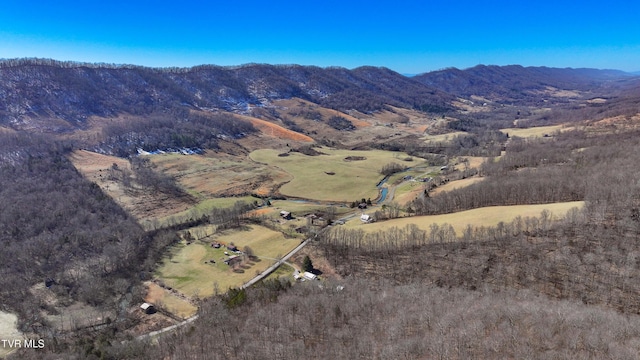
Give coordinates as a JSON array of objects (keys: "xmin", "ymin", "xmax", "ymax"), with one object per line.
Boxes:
[{"xmin": 1, "ymin": 0, "xmax": 639, "ymax": 73}]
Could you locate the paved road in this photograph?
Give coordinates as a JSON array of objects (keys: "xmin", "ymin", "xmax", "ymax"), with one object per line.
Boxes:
[{"xmin": 241, "ymin": 236, "xmax": 311, "ymax": 289}]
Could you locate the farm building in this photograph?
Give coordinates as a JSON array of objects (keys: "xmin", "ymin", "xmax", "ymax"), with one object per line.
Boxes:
[
  {"xmin": 140, "ymin": 303, "xmax": 156, "ymax": 314},
  {"xmin": 303, "ymin": 272, "xmax": 317, "ymax": 280},
  {"xmin": 227, "ymin": 243, "xmax": 239, "ymax": 252},
  {"xmin": 224, "ymin": 255, "xmax": 242, "ymax": 266},
  {"xmin": 361, "ymin": 214, "xmax": 373, "ymax": 223},
  {"xmin": 280, "ymin": 211, "xmax": 293, "ymax": 220}
]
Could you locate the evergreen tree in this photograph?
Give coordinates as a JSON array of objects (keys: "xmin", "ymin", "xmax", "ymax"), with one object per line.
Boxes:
[{"xmin": 302, "ymin": 255, "xmax": 314, "ymax": 272}]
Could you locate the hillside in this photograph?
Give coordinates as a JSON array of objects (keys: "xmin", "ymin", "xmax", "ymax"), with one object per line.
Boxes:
[
  {"xmin": 0, "ymin": 59, "xmax": 453, "ymax": 134},
  {"xmin": 4, "ymin": 59, "xmax": 640, "ymax": 359},
  {"xmin": 413, "ymin": 64, "xmax": 634, "ymax": 105}
]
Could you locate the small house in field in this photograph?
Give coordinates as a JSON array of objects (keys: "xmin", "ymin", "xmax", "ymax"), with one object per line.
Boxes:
[
  {"xmin": 227, "ymin": 243, "xmax": 239, "ymax": 252},
  {"xmin": 280, "ymin": 211, "xmax": 293, "ymax": 220},
  {"xmin": 224, "ymin": 255, "xmax": 242, "ymax": 266},
  {"xmin": 140, "ymin": 303, "xmax": 156, "ymax": 314},
  {"xmin": 360, "ymin": 214, "xmax": 373, "ymax": 223},
  {"xmin": 358, "ymin": 202, "xmax": 368, "ymax": 209}
]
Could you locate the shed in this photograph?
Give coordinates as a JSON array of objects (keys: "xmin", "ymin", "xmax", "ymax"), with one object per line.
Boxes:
[
  {"xmin": 303, "ymin": 271, "xmax": 317, "ymax": 280},
  {"xmin": 140, "ymin": 303, "xmax": 156, "ymax": 314},
  {"xmin": 280, "ymin": 211, "xmax": 292, "ymax": 220},
  {"xmin": 360, "ymin": 214, "xmax": 373, "ymax": 223}
]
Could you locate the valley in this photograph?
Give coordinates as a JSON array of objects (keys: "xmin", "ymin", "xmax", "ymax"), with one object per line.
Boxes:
[{"xmin": 2, "ymin": 60, "xmax": 640, "ymax": 359}]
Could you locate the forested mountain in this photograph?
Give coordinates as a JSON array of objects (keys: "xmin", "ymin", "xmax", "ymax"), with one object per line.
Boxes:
[
  {"xmin": 4, "ymin": 58, "xmax": 640, "ymax": 359},
  {"xmin": 413, "ymin": 64, "xmax": 634, "ymax": 104},
  {"xmin": 0, "ymin": 59, "xmax": 453, "ymax": 132},
  {"xmin": 4, "ymin": 59, "xmax": 636, "ymax": 135}
]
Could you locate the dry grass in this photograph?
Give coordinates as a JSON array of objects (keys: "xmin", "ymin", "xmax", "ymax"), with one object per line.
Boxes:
[
  {"xmin": 432, "ymin": 177, "xmax": 485, "ymax": 195},
  {"xmin": 235, "ymin": 114, "xmax": 315, "ymax": 142},
  {"xmin": 346, "ymin": 201, "xmax": 585, "ymax": 236},
  {"xmin": 150, "ymin": 152, "xmax": 291, "ymax": 198},
  {"xmin": 460, "ymin": 156, "xmax": 488, "ymax": 170},
  {"xmin": 69, "ymin": 150, "xmax": 192, "ymax": 223},
  {"xmin": 500, "ymin": 125, "xmax": 566, "ymax": 138},
  {"xmin": 144, "ymin": 282, "xmax": 198, "ymax": 319},
  {"xmin": 423, "ymin": 131, "xmax": 468, "ymax": 144}
]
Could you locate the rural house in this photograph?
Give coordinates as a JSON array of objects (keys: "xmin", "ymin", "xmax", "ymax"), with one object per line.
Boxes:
[
  {"xmin": 360, "ymin": 214, "xmax": 373, "ymax": 223},
  {"xmin": 280, "ymin": 210, "xmax": 293, "ymax": 220}
]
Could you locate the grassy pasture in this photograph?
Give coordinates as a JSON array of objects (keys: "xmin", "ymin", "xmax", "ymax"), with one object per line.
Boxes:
[
  {"xmin": 156, "ymin": 225, "xmax": 300, "ymax": 297},
  {"xmin": 346, "ymin": 201, "xmax": 584, "ymax": 236},
  {"xmin": 150, "ymin": 152, "xmax": 291, "ymax": 198},
  {"xmin": 250, "ymin": 148, "xmax": 421, "ymax": 202},
  {"xmin": 500, "ymin": 125, "xmax": 565, "ymax": 138}
]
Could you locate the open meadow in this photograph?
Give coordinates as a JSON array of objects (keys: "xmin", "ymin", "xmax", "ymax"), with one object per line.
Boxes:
[
  {"xmin": 249, "ymin": 147, "xmax": 421, "ymax": 202},
  {"xmin": 499, "ymin": 125, "xmax": 566, "ymax": 138},
  {"xmin": 347, "ymin": 201, "xmax": 585, "ymax": 236},
  {"xmin": 149, "ymin": 152, "xmax": 291, "ymax": 198},
  {"xmin": 155, "ymin": 225, "xmax": 301, "ymax": 298}
]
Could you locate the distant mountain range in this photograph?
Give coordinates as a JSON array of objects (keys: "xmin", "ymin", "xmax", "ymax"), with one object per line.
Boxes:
[{"xmin": 0, "ymin": 58, "xmax": 636, "ymax": 132}]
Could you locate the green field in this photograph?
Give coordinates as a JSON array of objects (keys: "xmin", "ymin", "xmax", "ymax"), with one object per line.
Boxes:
[
  {"xmin": 156, "ymin": 225, "xmax": 301, "ymax": 297},
  {"xmin": 347, "ymin": 201, "xmax": 585, "ymax": 236},
  {"xmin": 250, "ymin": 147, "xmax": 421, "ymax": 202}
]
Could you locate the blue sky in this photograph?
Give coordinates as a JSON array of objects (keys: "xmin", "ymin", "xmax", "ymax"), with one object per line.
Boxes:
[{"xmin": 1, "ymin": 0, "xmax": 639, "ymax": 73}]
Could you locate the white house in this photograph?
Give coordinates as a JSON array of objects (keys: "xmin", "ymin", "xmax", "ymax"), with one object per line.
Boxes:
[{"xmin": 360, "ymin": 214, "xmax": 373, "ymax": 223}]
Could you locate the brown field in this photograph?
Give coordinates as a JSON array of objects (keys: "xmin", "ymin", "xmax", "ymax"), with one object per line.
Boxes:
[
  {"xmin": 149, "ymin": 152, "xmax": 291, "ymax": 198},
  {"xmin": 69, "ymin": 150, "xmax": 193, "ymax": 223},
  {"xmin": 236, "ymin": 114, "xmax": 315, "ymax": 142},
  {"xmin": 432, "ymin": 177, "xmax": 485, "ymax": 195},
  {"xmin": 144, "ymin": 282, "xmax": 198, "ymax": 319},
  {"xmin": 423, "ymin": 131, "xmax": 468, "ymax": 144},
  {"xmin": 460, "ymin": 156, "xmax": 488, "ymax": 170},
  {"xmin": 499, "ymin": 125, "xmax": 566, "ymax": 138},
  {"xmin": 346, "ymin": 201, "xmax": 585, "ymax": 236}
]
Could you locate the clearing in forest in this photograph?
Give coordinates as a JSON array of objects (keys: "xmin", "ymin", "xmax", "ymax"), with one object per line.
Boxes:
[
  {"xmin": 144, "ymin": 282, "xmax": 198, "ymax": 319},
  {"xmin": 432, "ymin": 177, "xmax": 485, "ymax": 195},
  {"xmin": 156, "ymin": 225, "xmax": 300, "ymax": 298},
  {"xmin": 499, "ymin": 125, "xmax": 565, "ymax": 138},
  {"xmin": 250, "ymin": 147, "xmax": 420, "ymax": 202},
  {"xmin": 348, "ymin": 201, "xmax": 585, "ymax": 236},
  {"xmin": 68, "ymin": 150, "xmax": 193, "ymax": 223}
]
